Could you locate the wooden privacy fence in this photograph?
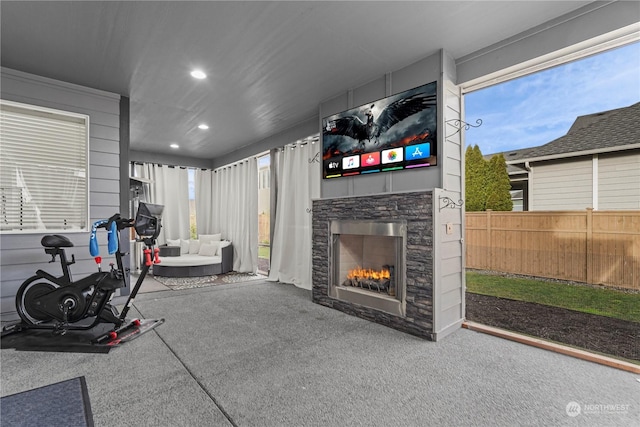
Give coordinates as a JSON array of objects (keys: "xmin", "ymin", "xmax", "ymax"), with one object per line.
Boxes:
[
  {"xmin": 258, "ymin": 213, "xmax": 270, "ymax": 244},
  {"xmin": 466, "ymin": 209, "xmax": 640, "ymax": 290}
]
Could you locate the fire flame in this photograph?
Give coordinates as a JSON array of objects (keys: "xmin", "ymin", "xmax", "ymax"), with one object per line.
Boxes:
[{"xmin": 347, "ymin": 266, "xmax": 390, "ymax": 281}]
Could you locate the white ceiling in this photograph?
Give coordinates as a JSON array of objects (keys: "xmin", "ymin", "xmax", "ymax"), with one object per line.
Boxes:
[{"xmin": 1, "ymin": 1, "xmax": 593, "ymax": 160}]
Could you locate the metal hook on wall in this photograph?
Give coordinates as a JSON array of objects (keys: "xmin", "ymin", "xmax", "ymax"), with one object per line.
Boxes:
[
  {"xmin": 445, "ymin": 118, "xmax": 482, "ymax": 139},
  {"xmin": 439, "ymin": 196, "xmax": 464, "ymax": 211}
]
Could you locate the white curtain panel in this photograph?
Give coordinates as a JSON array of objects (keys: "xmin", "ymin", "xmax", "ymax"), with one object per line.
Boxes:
[
  {"xmin": 268, "ymin": 141, "xmax": 320, "ymax": 289},
  {"xmin": 132, "ymin": 163, "xmax": 190, "ymax": 244},
  {"xmin": 213, "ymin": 158, "xmax": 258, "ymax": 273},
  {"xmin": 195, "ymin": 168, "xmax": 215, "ymax": 234}
]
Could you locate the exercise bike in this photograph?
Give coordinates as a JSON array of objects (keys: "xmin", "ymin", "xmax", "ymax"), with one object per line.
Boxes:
[{"xmin": 2, "ymin": 202, "xmax": 165, "ymax": 346}]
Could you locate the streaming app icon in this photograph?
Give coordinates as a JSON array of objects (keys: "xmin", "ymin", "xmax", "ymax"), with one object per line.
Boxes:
[
  {"xmin": 405, "ymin": 143, "xmax": 430, "ymax": 160},
  {"xmin": 342, "ymin": 155, "xmax": 360, "ymax": 170},
  {"xmin": 381, "ymin": 148, "xmax": 404, "ymax": 164},
  {"xmin": 325, "ymin": 158, "xmax": 342, "ymax": 175},
  {"xmin": 361, "ymin": 152, "xmax": 380, "ymax": 166}
]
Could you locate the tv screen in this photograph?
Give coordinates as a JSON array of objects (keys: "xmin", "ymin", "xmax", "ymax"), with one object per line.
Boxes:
[{"xmin": 322, "ymin": 81, "xmax": 437, "ymax": 179}]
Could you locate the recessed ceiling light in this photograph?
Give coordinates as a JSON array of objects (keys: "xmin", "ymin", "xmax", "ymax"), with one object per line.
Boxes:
[
  {"xmin": 198, "ymin": 124, "xmax": 209, "ymax": 130},
  {"xmin": 190, "ymin": 69, "xmax": 207, "ymax": 79},
  {"xmin": 170, "ymin": 143, "xmax": 179, "ymax": 149}
]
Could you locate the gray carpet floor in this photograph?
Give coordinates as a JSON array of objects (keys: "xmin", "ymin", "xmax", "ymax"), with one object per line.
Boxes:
[{"xmin": 2, "ymin": 280, "xmax": 638, "ymax": 426}]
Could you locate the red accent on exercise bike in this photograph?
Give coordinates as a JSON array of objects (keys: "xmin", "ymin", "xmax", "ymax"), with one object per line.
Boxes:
[
  {"xmin": 133, "ymin": 319, "xmax": 141, "ymax": 327},
  {"xmin": 153, "ymin": 247, "xmax": 161, "ymax": 264},
  {"xmin": 144, "ymin": 248, "xmax": 152, "ymax": 266},
  {"xmin": 108, "ymin": 331, "xmax": 118, "ymax": 340}
]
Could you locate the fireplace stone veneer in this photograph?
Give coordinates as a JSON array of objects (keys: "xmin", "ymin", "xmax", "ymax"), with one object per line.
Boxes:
[{"xmin": 312, "ymin": 191, "xmax": 434, "ymax": 339}]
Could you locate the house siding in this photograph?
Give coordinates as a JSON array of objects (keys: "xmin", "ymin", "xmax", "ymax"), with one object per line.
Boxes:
[
  {"xmin": 531, "ymin": 158, "xmax": 592, "ymax": 210},
  {"xmin": 0, "ymin": 68, "xmax": 121, "ymax": 321},
  {"xmin": 599, "ymin": 151, "xmax": 640, "ymax": 210}
]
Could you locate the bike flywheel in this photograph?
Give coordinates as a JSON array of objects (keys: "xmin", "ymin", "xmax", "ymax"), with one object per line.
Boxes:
[{"xmin": 17, "ymin": 281, "xmax": 57, "ymax": 324}]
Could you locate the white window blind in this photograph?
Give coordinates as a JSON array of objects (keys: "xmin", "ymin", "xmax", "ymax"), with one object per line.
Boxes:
[{"xmin": 0, "ymin": 100, "xmax": 89, "ymax": 233}]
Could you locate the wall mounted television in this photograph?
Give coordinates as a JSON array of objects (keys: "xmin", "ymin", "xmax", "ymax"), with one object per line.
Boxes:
[{"xmin": 322, "ymin": 81, "xmax": 437, "ymax": 179}]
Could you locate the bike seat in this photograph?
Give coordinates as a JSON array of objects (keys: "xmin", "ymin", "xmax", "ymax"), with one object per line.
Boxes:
[{"xmin": 41, "ymin": 235, "xmax": 74, "ymax": 248}]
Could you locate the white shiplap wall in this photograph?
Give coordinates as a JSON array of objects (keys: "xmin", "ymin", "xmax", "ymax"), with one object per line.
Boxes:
[
  {"xmin": 432, "ymin": 50, "xmax": 465, "ymax": 340},
  {"xmin": 0, "ymin": 68, "xmax": 121, "ymax": 321}
]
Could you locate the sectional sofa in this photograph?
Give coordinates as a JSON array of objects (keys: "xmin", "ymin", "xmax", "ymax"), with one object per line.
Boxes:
[{"xmin": 153, "ymin": 234, "xmax": 233, "ymax": 277}]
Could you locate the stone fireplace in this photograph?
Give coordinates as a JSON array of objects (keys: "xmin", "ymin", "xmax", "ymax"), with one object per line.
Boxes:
[
  {"xmin": 329, "ymin": 220, "xmax": 406, "ymax": 317},
  {"xmin": 312, "ymin": 191, "xmax": 434, "ymax": 339}
]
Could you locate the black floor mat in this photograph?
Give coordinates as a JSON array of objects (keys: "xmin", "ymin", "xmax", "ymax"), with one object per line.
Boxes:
[{"xmin": 1, "ymin": 323, "xmax": 114, "ymax": 353}]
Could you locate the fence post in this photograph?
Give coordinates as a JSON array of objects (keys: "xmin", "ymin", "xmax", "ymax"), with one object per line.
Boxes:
[
  {"xmin": 486, "ymin": 209, "xmax": 492, "ymax": 270},
  {"xmin": 586, "ymin": 208, "xmax": 593, "ymax": 284}
]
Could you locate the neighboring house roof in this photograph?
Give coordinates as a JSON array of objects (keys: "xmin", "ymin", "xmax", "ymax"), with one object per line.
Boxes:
[
  {"xmin": 496, "ymin": 102, "xmax": 640, "ymax": 165},
  {"xmin": 506, "ymin": 163, "xmax": 528, "ymax": 176}
]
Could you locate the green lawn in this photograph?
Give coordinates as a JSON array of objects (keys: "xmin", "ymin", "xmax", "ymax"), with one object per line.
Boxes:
[
  {"xmin": 466, "ymin": 271, "xmax": 640, "ymax": 323},
  {"xmin": 258, "ymin": 245, "xmax": 270, "ymax": 259}
]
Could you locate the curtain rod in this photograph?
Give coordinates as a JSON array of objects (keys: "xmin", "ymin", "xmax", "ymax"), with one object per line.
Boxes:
[
  {"xmin": 274, "ymin": 134, "xmax": 320, "ymax": 152},
  {"xmin": 214, "ymin": 157, "xmax": 254, "ymax": 173},
  {"xmin": 131, "ymin": 161, "xmax": 209, "ymax": 171}
]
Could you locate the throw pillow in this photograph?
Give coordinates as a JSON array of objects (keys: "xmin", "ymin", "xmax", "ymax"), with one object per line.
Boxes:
[
  {"xmin": 189, "ymin": 239, "xmax": 201, "ymax": 254},
  {"xmin": 199, "ymin": 233, "xmax": 221, "ymax": 244},
  {"xmin": 198, "ymin": 242, "xmax": 218, "ymax": 257},
  {"xmin": 180, "ymin": 239, "xmax": 190, "ymax": 255},
  {"xmin": 166, "ymin": 238, "xmax": 180, "ymax": 247}
]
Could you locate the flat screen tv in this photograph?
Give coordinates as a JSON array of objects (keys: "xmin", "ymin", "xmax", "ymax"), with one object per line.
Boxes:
[{"xmin": 322, "ymin": 81, "xmax": 437, "ymax": 179}]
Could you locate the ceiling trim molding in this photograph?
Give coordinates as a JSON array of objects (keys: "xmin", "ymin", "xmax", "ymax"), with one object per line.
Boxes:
[{"xmin": 1, "ymin": 67, "xmax": 120, "ymax": 100}]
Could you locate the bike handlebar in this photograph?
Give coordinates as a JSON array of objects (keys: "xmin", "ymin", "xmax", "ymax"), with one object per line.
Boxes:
[{"xmin": 94, "ymin": 214, "xmax": 134, "ymax": 231}]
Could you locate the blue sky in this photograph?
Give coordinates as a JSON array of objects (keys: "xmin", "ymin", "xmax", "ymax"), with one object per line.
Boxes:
[{"xmin": 465, "ymin": 42, "xmax": 640, "ymax": 155}]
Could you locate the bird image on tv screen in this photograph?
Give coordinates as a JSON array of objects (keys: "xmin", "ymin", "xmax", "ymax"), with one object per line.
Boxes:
[{"xmin": 322, "ymin": 81, "xmax": 437, "ymax": 179}]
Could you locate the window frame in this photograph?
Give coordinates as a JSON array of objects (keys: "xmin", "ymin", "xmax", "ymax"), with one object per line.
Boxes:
[{"xmin": 0, "ymin": 99, "xmax": 90, "ymax": 234}]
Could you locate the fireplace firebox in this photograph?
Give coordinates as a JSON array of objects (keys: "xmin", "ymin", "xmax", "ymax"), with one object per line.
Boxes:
[{"xmin": 329, "ymin": 220, "xmax": 406, "ymax": 317}]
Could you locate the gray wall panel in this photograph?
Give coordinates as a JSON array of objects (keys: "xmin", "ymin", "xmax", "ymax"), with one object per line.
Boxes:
[
  {"xmin": 90, "ymin": 165, "xmax": 120, "ymax": 180},
  {"xmin": 91, "ymin": 137, "xmax": 121, "ymax": 154},
  {"xmin": 1, "ymin": 68, "xmax": 121, "ymax": 321},
  {"xmin": 90, "ymin": 123, "xmax": 120, "ymax": 142},
  {"xmin": 90, "ymin": 178, "xmax": 120, "ymax": 194},
  {"xmin": 210, "ymin": 116, "xmax": 319, "ymax": 169},
  {"xmin": 84, "ymin": 110, "xmax": 120, "ymax": 129},
  {"xmin": 352, "ymin": 172, "xmax": 388, "ymax": 196},
  {"xmin": 391, "ymin": 52, "xmax": 441, "ymax": 94},
  {"xmin": 90, "ymin": 206, "xmax": 123, "ymax": 220},
  {"xmin": 90, "ymin": 151, "xmax": 120, "ymax": 168},
  {"xmin": 90, "ymin": 192, "xmax": 121, "ymax": 207},
  {"xmin": 352, "ymin": 76, "xmax": 387, "ymax": 107},
  {"xmin": 320, "ymin": 92, "xmax": 349, "ymax": 119},
  {"xmin": 389, "ymin": 167, "xmax": 441, "ymax": 193}
]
